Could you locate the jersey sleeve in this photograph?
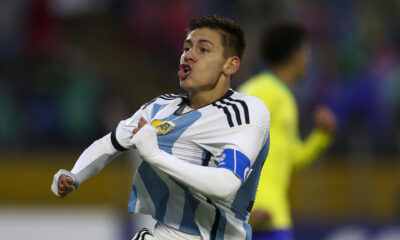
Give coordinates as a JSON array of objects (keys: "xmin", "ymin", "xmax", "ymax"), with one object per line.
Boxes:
[
  {"xmin": 111, "ymin": 101, "xmax": 154, "ymax": 151},
  {"xmin": 217, "ymin": 97, "xmax": 270, "ymax": 183},
  {"xmin": 64, "ymin": 98, "xmax": 157, "ymax": 186},
  {"xmin": 292, "ymin": 128, "xmax": 333, "ymax": 170}
]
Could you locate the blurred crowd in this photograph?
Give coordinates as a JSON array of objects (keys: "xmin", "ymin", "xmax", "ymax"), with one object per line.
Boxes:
[{"xmin": 0, "ymin": 0, "xmax": 399, "ymax": 155}]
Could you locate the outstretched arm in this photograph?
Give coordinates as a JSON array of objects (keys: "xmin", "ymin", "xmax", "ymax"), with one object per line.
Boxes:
[
  {"xmin": 51, "ymin": 106, "xmax": 146, "ymax": 198},
  {"xmin": 51, "ymin": 133, "xmax": 122, "ymax": 197}
]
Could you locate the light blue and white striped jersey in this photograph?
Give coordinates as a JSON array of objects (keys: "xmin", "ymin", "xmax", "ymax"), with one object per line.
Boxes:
[{"xmin": 113, "ymin": 89, "xmax": 270, "ymax": 240}]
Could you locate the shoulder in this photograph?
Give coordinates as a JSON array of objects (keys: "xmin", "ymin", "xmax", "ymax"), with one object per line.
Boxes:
[
  {"xmin": 238, "ymin": 73, "xmax": 294, "ymax": 113},
  {"xmin": 230, "ymin": 90, "xmax": 268, "ymax": 110},
  {"xmin": 237, "ymin": 73, "xmax": 269, "ymax": 94},
  {"xmin": 239, "ymin": 72, "xmax": 290, "ymax": 97},
  {"xmin": 229, "ymin": 91, "xmax": 270, "ymax": 126}
]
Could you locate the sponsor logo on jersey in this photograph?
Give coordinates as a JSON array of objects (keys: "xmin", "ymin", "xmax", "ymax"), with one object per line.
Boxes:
[{"xmin": 151, "ymin": 120, "xmax": 176, "ymax": 135}]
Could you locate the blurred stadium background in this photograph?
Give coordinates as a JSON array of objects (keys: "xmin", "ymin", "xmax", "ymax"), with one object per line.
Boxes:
[{"xmin": 1, "ymin": 0, "xmax": 399, "ymax": 239}]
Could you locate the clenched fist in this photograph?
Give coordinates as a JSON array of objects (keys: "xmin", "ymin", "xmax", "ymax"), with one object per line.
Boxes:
[{"xmin": 51, "ymin": 169, "xmax": 79, "ymax": 197}]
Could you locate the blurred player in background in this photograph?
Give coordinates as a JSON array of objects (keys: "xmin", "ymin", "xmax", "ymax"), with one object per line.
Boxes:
[
  {"xmin": 238, "ymin": 21, "xmax": 337, "ymax": 240},
  {"xmin": 51, "ymin": 15, "xmax": 271, "ymax": 240}
]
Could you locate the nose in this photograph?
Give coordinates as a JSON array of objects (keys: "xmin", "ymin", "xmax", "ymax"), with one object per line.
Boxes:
[{"xmin": 183, "ymin": 48, "xmax": 196, "ymax": 62}]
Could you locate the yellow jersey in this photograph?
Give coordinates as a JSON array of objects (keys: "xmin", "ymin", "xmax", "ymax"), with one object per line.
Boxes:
[{"xmin": 237, "ymin": 71, "xmax": 332, "ymax": 229}]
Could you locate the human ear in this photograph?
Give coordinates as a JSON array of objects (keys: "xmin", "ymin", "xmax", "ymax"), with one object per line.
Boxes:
[{"xmin": 223, "ymin": 56, "xmax": 240, "ymax": 76}]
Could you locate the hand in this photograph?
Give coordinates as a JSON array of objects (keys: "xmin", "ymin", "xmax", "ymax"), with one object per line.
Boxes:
[
  {"xmin": 130, "ymin": 121, "xmax": 161, "ymax": 162},
  {"xmin": 314, "ymin": 105, "xmax": 337, "ymax": 135},
  {"xmin": 57, "ymin": 174, "xmax": 75, "ymax": 197},
  {"xmin": 131, "ymin": 117, "xmax": 147, "ymax": 149},
  {"xmin": 249, "ymin": 209, "xmax": 271, "ymax": 230},
  {"xmin": 51, "ymin": 169, "xmax": 79, "ymax": 197}
]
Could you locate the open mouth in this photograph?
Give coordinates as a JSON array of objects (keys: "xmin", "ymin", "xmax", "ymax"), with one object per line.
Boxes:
[{"xmin": 178, "ymin": 64, "xmax": 192, "ymax": 79}]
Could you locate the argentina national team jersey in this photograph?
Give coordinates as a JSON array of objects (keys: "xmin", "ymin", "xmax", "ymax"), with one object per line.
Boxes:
[{"xmin": 113, "ymin": 89, "xmax": 270, "ymax": 240}]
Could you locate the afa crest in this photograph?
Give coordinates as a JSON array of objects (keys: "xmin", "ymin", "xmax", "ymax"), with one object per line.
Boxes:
[{"xmin": 151, "ymin": 120, "xmax": 176, "ymax": 135}]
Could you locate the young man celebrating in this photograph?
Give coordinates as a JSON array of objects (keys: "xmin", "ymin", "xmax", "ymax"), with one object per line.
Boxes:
[
  {"xmin": 238, "ymin": 21, "xmax": 337, "ymax": 240},
  {"xmin": 51, "ymin": 15, "xmax": 270, "ymax": 240}
]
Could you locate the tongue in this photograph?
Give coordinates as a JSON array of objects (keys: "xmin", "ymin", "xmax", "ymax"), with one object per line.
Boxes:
[{"xmin": 178, "ymin": 69, "xmax": 191, "ymax": 79}]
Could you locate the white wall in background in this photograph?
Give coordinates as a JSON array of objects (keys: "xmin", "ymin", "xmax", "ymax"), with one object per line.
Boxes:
[{"xmin": 0, "ymin": 206, "xmax": 120, "ymax": 240}]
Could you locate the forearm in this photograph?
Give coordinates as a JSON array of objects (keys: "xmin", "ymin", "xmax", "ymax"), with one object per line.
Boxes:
[
  {"xmin": 131, "ymin": 125, "xmax": 241, "ymax": 200},
  {"xmin": 292, "ymin": 128, "xmax": 333, "ymax": 170},
  {"xmin": 149, "ymin": 150, "xmax": 241, "ymax": 200},
  {"xmin": 71, "ymin": 133, "xmax": 122, "ymax": 184}
]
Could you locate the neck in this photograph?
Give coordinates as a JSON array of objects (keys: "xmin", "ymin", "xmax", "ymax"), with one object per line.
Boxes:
[
  {"xmin": 188, "ymin": 79, "xmax": 230, "ymax": 109},
  {"xmin": 269, "ymin": 65, "xmax": 298, "ymax": 87}
]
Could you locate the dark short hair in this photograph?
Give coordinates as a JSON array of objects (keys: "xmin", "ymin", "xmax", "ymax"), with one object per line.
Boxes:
[
  {"xmin": 187, "ymin": 15, "xmax": 246, "ymax": 60},
  {"xmin": 261, "ymin": 20, "xmax": 307, "ymax": 66}
]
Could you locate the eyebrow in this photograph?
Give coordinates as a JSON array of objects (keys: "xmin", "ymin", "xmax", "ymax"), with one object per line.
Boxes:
[{"xmin": 184, "ymin": 39, "xmax": 215, "ymax": 46}]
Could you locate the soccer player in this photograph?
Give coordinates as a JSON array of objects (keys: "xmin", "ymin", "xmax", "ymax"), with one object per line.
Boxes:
[
  {"xmin": 237, "ymin": 21, "xmax": 337, "ymax": 240},
  {"xmin": 51, "ymin": 15, "xmax": 270, "ymax": 240}
]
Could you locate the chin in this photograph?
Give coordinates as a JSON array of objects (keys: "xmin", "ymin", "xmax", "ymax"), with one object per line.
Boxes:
[{"xmin": 179, "ymin": 81, "xmax": 191, "ymax": 92}]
